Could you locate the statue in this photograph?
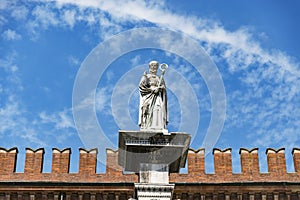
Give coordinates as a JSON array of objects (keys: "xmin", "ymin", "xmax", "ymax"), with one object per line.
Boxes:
[{"xmin": 138, "ymin": 61, "xmax": 168, "ymax": 131}]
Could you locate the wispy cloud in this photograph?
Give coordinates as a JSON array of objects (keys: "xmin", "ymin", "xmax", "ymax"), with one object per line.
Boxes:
[
  {"xmin": 50, "ymin": 0, "xmax": 298, "ymax": 148},
  {"xmin": 68, "ymin": 55, "xmax": 81, "ymax": 66},
  {"xmin": 130, "ymin": 55, "xmax": 142, "ymax": 67},
  {"xmin": 19, "ymin": 0, "xmax": 296, "ymax": 80},
  {"xmin": 95, "ymin": 86, "xmax": 112, "ymax": 113},
  {"xmin": 35, "ymin": 0, "xmax": 296, "ymax": 75},
  {"xmin": 0, "ymin": 90, "xmax": 47, "ymax": 147},
  {"xmin": 2, "ymin": 29, "xmax": 22, "ymax": 41},
  {"xmin": 11, "ymin": 4, "xmax": 28, "ymax": 20},
  {"xmin": 39, "ymin": 109, "xmax": 75, "ymax": 130},
  {"xmin": 1, "ymin": 0, "xmax": 299, "ymax": 152},
  {"xmin": 63, "ymin": 9, "xmax": 76, "ymax": 28},
  {"xmin": 0, "ymin": 52, "xmax": 76, "ymax": 148}
]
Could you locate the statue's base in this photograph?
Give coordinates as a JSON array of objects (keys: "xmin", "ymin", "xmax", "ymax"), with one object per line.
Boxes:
[
  {"xmin": 118, "ymin": 130, "xmax": 191, "ymax": 200},
  {"xmin": 118, "ymin": 130, "xmax": 191, "ymax": 173},
  {"xmin": 134, "ymin": 183, "xmax": 175, "ymax": 200},
  {"xmin": 140, "ymin": 128, "xmax": 169, "ymax": 135}
]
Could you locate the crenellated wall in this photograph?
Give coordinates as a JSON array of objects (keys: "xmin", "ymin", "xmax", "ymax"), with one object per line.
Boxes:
[
  {"xmin": 52, "ymin": 148, "xmax": 71, "ymax": 174},
  {"xmin": 0, "ymin": 147, "xmax": 18, "ymax": 175},
  {"xmin": 0, "ymin": 147, "xmax": 300, "ymax": 183},
  {"xmin": 293, "ymin": 148, "xmax": 300, "ymax": 172}
]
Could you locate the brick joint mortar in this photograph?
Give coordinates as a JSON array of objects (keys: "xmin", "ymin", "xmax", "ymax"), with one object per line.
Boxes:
[{"xmin": 0, "ymin": 147, "xmax": 299, "ymax": 183}]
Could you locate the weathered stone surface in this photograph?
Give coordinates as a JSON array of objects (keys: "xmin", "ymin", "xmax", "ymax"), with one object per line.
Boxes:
[
  {"xmin": 118, "ymin": 130, "xmax": 191, "ymax": 173},
  {"xmin": 138, "ymin": 61, "xmax": 168, "ymax": 131},
  {"xmin": 139, "ymin": 163, "xmax": 169, "ymax": 184}
]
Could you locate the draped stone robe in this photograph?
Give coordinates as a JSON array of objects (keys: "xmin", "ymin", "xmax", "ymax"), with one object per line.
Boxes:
[{"xmin": 138, "ymin": 73, "xmax": 168, "ymax": 130}]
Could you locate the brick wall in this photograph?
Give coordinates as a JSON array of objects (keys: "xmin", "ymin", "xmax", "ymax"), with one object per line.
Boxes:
[
  {"xmin": 0, "ymin": 147, "xmax": 300, "ymax": 183},
  {"xmin": 293, "ymin": 148, "xmax": 300, "ymax": 173},
  {"xmin": 24, "ymin": 148, "xmax": 44, "ymax": 174},
  {"xmin": 239, "ymin": 148, "xmax": 260, "ymax": 176},
  {"xmin": 52, "ymin": 148, "xmax": 71, "ymax": 174},
  {"xmin": 0, "ymin": 147, "xmax": 17, "ymax": 175}
]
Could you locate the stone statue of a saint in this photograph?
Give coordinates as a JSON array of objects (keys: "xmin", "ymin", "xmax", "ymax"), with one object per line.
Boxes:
[{"xmin": 138, "ymin": 61, "xmax": 168, "ymax": 131}]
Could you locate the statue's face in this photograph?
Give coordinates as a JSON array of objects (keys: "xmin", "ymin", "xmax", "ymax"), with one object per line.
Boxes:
[{"xmin": 149, "ymin": 63, "xmax": 158, "ymax": 74}]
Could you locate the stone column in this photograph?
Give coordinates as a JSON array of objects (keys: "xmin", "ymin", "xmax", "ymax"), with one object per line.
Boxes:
[{"xmin": 118, "ymin": 131, "xmax": 190, "ymax": 200}]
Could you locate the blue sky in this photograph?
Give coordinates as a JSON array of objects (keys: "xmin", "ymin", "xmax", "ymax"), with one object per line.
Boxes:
[{"xmin": 1, "ymin": 0, "xmax": 300, "ymax": 173}]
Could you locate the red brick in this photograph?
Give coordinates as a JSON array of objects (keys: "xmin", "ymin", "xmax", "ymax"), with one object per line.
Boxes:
[
  {"xmin": 239, "ymin": 148, "xmax": 259, "ymax": 175},
  {"xmin": 106, "ymin": 149, "xmax": 122, "ymax": 176},
  {"xmin": 24, "ymin": 148, "xmax": 44, "ymax": 174},
  {"xmin": 187, "ymin": 148, "xmax": 205, "ymax": 174},
  {"xmin": 0, "ymin": 147, "xmax": 18, "ymax": 174},
  {"xmin": 292, "ymin": 148, "xmax": 300, "ymax": 173},
  {"xmin": 213, "ymin": 148, "xmax": 232, "ymax": 175},
  {"xmin": 266, "ymin": 148, "xmax": 286, "ymax": 175},
  {"xmin": 79, "ymin": 148, "xmax": 97, "ymax": 175},
  {"xmin": 52, "ymin": 148, "xmax": 71, "ymax": 174}
]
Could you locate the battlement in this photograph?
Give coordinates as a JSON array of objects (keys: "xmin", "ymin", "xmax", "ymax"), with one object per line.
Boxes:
[{"xmin": 0, "ymin": 147, "xmax": 300, "ymax": 183}]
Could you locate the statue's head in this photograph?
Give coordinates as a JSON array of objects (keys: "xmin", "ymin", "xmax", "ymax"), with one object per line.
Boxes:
[{"xmin": 149, "ymin": 60, "xmax": 159, "ymax": 74}]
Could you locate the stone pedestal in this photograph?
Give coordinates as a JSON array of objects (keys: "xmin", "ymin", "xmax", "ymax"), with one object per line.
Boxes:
[
  {"xmin": 118, "ymin": 130, "xmax": 191, "ymax": 200},
  {"xmin": 139, "ymin": 164, "xmax": 169, "ymax": 184}
]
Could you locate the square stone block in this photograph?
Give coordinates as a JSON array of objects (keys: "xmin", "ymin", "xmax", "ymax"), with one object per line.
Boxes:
[{"xmin": 118, "ymin": 130, "xmax": 191, "ymax": 173}]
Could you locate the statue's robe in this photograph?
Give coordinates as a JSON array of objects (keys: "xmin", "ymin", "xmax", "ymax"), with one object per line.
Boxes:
[{"xmin": 138, "ymin": 73, "xmax": 168, "ymax": 130}]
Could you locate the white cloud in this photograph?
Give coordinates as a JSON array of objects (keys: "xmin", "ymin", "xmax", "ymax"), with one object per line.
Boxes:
[
  {"xmin": 0, "ymin": 0, "xmax": 10, "ymax": 10},
  {"xmin": 11, "ymin": 5, "xmax": 28, "ymax": 20},
  {"xmin": 39, "ymin": 109, "xmax": 75, "ymax": 130},
  {"xmin": 0, "ymin": 51, "xmax": 77, "ymax": 148},
  {"xmin": 26, "ymin": 4, "xmax": 59, "ymax": 37},
  {"xmin": 32, "ymin": 5, "xmax": 59, "ymax": 28},
  {"xmin": 1, "ymin": 0, "xmax": 300, "ymax": 151},
  {"xmin": 11, "ymin": 65, "xmax": 18, "ymax": 72},
  {"xmin": 63, "ymin": 9, "xmax": 76, "ymax": 28},
  {"xmin": 32, "ymin": 0, "xmax": 298, "ymax": 79},
  {"xmin": 0, "ymin": 94, "xmax": 47, "ymax": 147},
  {"xmin": 0, "ymin": 94, "xmax": 77, "ymax": 147},
  {"xmin": 0, "ymin": 53, "xmax": 23, "ymax": 101},
  {"xmin": 95, "ymin": 86, "xmax": 112, "ymax": 113},
  {"xmin": 68, "ymin": 55, "xmax": 81, "ymax": 66},
  {"xmin": 226, "ymin": 74, "xmax": 300, "ymax": 149},
  {"xmin": 2, "ymin": 29, "xmax": 22, "ymax": 41},
  {"xmin": 0, "ymin": 96, "xmax": 22, "ymax": 134},
  {"xmin": 0, "ymin": 74, "xmax": 29, "ymax": 146},
  {"xmin": 130, "ymin": 55, "xmax": 141, "ymax": 67},
  {"xmin": 0, "ymin": 15, "xmax": 7, "ymax": 27}
]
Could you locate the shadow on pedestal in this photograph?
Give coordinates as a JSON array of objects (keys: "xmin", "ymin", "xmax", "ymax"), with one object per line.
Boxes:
[
  {"xmin": 118, "ymin": 130, "xmax": 191, "ymax": 173},
  {"xmin": 118, "ymin": 130, "xmax": 191, "ymax": 200}
]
